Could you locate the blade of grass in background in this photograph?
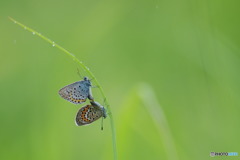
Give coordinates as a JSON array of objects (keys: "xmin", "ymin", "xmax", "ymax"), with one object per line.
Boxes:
[
  {"xmin": 138, "ymin": 83, "xmax": 179, "ymax": 160},
  {"xmin": 9, "ymin": 17, "xmax": 117, "ymax": 160},
  {"xmin": 117, "ymin": 83, "xmax": 178, "ymax": 160}
]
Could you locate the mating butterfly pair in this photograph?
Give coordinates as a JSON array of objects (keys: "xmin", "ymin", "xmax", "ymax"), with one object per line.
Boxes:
[{"xmin": 58, "ymin": 77, "xmax": 107, "ymax": 127}]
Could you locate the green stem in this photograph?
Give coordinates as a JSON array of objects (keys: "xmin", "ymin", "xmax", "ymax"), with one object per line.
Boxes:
[{"xmin": 9, "ymin": 17, "xmax": 117, "ymax": 160}]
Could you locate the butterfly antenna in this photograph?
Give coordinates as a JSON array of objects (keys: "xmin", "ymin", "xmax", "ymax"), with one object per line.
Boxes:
[
  {"xmin": 103, "ymin": 98, "xmax": 106, "ymax": 105},
  {"xmin": 76, "ymin": 67, "xmax": 83, "ymax": 79}
]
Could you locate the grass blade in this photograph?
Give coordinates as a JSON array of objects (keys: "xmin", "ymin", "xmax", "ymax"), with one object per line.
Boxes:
[{"xmin": 9, "ymin": 17, "xmax": 117, "ymax": 160}]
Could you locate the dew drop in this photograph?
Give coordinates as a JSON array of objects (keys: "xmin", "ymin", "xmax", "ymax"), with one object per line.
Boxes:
[
  {"xmin": 52, "ymin": 42, "xmax": 55, "ymax": 47},
  {"xmin": 32, "ymin": 32, "xmax": 35, "ymax": 35}
]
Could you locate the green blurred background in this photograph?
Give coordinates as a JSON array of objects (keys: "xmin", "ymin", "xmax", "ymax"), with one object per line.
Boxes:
[{"xmin": 0, "ymin": 0, "xmax": 240, "ymax": 159}]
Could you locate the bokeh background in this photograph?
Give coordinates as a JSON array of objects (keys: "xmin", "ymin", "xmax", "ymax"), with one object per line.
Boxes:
[{"xmin": 0, "ymin": 0, "xmax": 240, "ymax": 159}]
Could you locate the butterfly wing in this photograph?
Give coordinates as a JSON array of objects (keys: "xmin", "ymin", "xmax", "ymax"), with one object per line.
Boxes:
[
  {"xmin": 75, "ymin": 104, "xmax": 104, "ymax": 126},
  {"xmin": 59, "ymin": 80, "xmax": 90, "ymax": 104}
]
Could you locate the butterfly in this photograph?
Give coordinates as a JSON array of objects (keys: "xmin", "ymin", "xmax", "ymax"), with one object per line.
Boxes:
[
  {"xmin": 58, "ymin": 77, "xmax": 93, "ymax": 104},
  {"xmin": 75, "ymin": 100, "xmax": 107, "ymax": 128}
]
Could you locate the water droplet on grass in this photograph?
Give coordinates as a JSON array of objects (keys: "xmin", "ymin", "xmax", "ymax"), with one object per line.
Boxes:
[{"xmin": 32, "ymin": 32, "xmax": 35, "ymax": 35}]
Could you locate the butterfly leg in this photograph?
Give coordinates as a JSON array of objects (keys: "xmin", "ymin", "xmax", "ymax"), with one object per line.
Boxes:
[{"xmin": 91, "ymin": 85, "xmax": 99, "ymax": 88}]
